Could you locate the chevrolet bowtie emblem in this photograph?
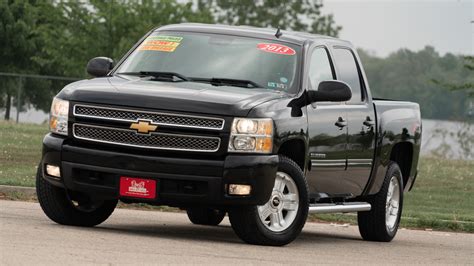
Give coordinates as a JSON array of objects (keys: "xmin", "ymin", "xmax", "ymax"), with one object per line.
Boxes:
[{"xmin": 130, "ymin": 120, "xmax": 158, "ymax": 134}]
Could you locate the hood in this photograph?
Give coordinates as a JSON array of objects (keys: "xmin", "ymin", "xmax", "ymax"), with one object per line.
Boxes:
[{"xmin": 58, "ymin": 76, "xmax": 286, "ymax": 117}]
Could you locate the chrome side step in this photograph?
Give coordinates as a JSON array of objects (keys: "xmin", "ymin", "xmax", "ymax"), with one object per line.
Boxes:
[{"xmin": 308, "ymin": 202, "xmax": 371, "ymax": 214}]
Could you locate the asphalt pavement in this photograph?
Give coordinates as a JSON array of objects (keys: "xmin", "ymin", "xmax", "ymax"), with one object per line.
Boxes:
[{"xmin": 0, "ymin": 200, "xmax": 472, "ymax": 265}]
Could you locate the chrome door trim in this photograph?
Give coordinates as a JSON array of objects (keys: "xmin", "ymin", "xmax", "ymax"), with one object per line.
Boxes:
[
  {"xmin": 311, "ymin": 159, "xmax": 346, "ymax": 167},
  {"xmin": 347, "ymin": 159, "xmax": 373, "ymax": 166}
]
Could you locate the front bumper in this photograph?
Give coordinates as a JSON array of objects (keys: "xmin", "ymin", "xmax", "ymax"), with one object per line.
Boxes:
[{"xmin": 41, "ymin": 133, "xmax": 278, "ymax": 207}]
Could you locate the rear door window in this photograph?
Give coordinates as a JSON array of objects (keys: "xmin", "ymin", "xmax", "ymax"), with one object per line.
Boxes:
[{"xmin": 332, "ymin": 48, "xmax": 363, "ymax": 103}]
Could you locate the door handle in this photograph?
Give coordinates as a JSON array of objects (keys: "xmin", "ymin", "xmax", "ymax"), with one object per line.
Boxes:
[
  {"xmin": 335, "ymin": 117, "xmax": 347, "ymax": 129},
  {"xmin": 363, "ymin": 117, "xmax": 375, "ymax": 128}
]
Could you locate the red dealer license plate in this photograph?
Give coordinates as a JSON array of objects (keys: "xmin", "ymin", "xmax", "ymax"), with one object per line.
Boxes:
[{"xmin": 119, "ymin": 176, "xmax": 156, "ymax": 199}]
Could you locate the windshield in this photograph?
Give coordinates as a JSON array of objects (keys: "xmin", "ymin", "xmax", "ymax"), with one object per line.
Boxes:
[{"xmin": 116, "ymin": 31, "xmax": 301, "ymax": 93}]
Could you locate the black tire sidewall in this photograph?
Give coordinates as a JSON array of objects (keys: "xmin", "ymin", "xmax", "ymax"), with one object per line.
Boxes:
[
  {"xmin": 36, "ymin": 164, "xmax": 117, "ymax": 226},
  {"xmin": 358, "ymin": 162, "xmax": 404, "ymax": 241},
  {"xmin": 385, "ymin": 165, "xmax": 404, "ymax": 238},
  {"xmin": 186, "ymin": 207, "xmax": 226, "ymax": 226}
]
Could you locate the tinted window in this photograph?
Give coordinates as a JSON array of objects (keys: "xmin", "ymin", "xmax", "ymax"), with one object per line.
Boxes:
[
  {"xmin": 308, "ymin": 48, "xmax": 334, "ymax": 90},
  {"xmin": 117, "ymin": 32, "xmax": 301, "ymax": 93},
  {"xmin": 333, "ymin": 48, "xmax": 363, "ymax": 102}
]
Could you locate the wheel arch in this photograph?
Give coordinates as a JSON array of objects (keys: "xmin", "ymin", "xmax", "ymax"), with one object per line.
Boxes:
[
  {"xmin": 365, "ymin": 139, "xmax": 418, "ymax": 195},
  {"xmin": 276, "ymin": 138, "xmax": 307, "ymax": 172},
  {"xmin": 389, "ymin": 141, "xmax": 413, "ymax": 188}
]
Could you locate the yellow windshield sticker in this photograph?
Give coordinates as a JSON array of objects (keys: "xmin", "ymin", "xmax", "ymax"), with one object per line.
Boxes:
[{"xmin": 139, "ymin": 36, "xmax": 183, "ymax": 52}]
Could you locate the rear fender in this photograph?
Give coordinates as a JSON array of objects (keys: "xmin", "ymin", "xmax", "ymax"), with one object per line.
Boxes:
[{"xmin": 363, "ymin": 104, "xmax": 421, "ymax": 195}]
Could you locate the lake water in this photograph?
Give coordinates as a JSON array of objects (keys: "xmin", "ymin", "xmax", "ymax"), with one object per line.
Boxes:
[
  {"xmin": 421, "ymin": 119, "xmax": 472, "ymax": 160},
  {"xmin": 1, "ymin": 108, "xmax": 472, "ymax": 160}
]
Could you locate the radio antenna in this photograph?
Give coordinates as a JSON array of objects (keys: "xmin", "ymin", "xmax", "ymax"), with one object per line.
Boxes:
[{"xmin": 275, "ymin": 27, "xmax": 282, "ymax": 38}]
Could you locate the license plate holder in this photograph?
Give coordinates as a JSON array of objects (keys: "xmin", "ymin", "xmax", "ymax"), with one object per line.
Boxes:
[{"xmin": 119, "ymin": 176, "xmax": 156, "ymax": 199}]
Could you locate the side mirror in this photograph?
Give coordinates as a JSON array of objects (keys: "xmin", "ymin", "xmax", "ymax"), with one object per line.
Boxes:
[
  {"xmin": 308, "ymin": 80, "xmax": 352, "ymax": 102},
  {"xmin": 86, "ymin": 57, "xmax": 114, "ymax": 77}
]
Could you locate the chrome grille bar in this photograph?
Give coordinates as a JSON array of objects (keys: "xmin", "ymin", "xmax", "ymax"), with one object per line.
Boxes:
[
  {"xmin": 73, "ymin": 123, "xmax": 221, "ymax": 152},
  {"xmin": 73, "ymin": 104, "xmax": 224, "ymax": 130}
]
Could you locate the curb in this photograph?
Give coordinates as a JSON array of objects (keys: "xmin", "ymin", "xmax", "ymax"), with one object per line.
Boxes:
[{"xmin": 0, "ymin": 185, "xmax": 36, "ymax": 197}]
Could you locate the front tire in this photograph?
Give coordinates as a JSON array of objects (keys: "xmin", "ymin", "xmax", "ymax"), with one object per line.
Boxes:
[
  {"xmin": 358, "ymin": 162, "xmax": 404, "ymax": 242},
  {"xmin": 228, "ymin": 156, "xmax": 309, "ymax": 246},
  {"xmin": 36, "ymin": 164, "xmax": 117, "ymax": 227},
  {"xmin": 186, "ymin": 207, "xmax": 226, "ymax": 226}
]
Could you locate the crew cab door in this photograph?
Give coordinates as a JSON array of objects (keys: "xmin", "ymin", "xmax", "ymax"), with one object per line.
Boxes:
[
  {"xmin": 332, "ymin": 47, "xmax": 376, "ymax": 195},
  {"xmin": 306, "ymin": 47, "xmax": 348, "ymax": 195}
]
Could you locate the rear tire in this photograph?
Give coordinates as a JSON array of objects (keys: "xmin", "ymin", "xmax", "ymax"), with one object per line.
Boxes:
[
  {"xmin": 358, "ymin": 161, "xmax": 404, "ymax": 242},
  {"xmin": 228, "ymin": 156, "xmax": 309, "ymax": 246},
  {"xmin": 36, "ymin": 164, "xmax": 117, "ymax": 227},
  {"xmin": 186, "ymin": 208, "xmax": 226, "ymax": 226}
]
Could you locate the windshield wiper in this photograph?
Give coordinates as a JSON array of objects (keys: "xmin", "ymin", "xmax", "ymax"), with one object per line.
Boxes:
[
  {"xmin": 116, "ymin": 71, "xmax": 190, "ymax": 82},
  {"xmin": 116, "ymin": 72, "xmax": 262, "ymax": 88},
  {"xmin": 192, "ymin": 77, "xmax": 263, "ymax": 89}
]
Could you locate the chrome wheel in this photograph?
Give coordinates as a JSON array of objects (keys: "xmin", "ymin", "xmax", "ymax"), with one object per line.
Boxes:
[
  {"xmin": 385, "ymin": 176, "xmax": 400, "ymax": 231},
  {"xmin": 257, "ymin": 171, "xmax": 299, "ymax": 232}
]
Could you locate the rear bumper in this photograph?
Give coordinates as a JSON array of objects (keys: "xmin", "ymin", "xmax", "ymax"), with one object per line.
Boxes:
[{"xmin": 40, "ymin": 133, "xmax": 278, "ymax": 207}]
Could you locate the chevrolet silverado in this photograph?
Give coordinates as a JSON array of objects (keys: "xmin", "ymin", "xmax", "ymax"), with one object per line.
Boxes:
[{"xmin": 37, "ymin": 23, "xmax": 421, "ymax": 246}]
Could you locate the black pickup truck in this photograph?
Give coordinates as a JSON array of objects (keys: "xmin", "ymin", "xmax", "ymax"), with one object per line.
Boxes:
[{"xmin": 38, "ymin": 23, "xmax": 421, "ymax": 246}]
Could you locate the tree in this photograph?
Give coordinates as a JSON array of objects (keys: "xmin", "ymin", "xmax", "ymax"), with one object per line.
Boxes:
[
  {"xmin": 0, "ymin": 0, "xmax": 43, "ymax": 119},
  {"xmin": 0, "ymin": 0, "xmax": 215, "ymax": 116},
  {"xmin": 358, "ymin": 46, "xmax": 472, "ymax": 121},
  {"xmin": 428, "ymin": 55, "xmax": 474, "ymax": 158},
  {"xmin": 432, "ymin": 56, "xmax": 474, "ymax": 98},
  {"xmin": 1, "ymin": 0, "xmax": 341, "ymax": 117},
  {"xmin": 88, "ymin": 0, "xmax": 214, "ymax": 60},
  {"xmin": 204, "ymin": 0, "xmax": 341, "ymax": 36}
]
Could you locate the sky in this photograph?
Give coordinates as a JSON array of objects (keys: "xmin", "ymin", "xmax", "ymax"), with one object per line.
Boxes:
[{"xmin": 322, "ymin": 0, "xmax": 473, "ymax": 57}]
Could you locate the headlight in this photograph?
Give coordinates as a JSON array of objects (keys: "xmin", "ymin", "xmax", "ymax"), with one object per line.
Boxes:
[
  {"xmin": 228, "ymin": 118, "xmax": 273, "ymax": 153},
  {"xmin": 49, "ymin": 97, "xmax": 69, "ymax": 136}
]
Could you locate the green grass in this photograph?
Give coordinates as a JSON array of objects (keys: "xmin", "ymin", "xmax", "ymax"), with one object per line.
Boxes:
[
  {"xmin": 1, "ymin": 121, "xmax": 473, "ymax": 232},
  {"xmin": 0, "ymin": 121, "xmax": 48, "ymax": 187},
  {"xmin": 403, "ymin": 158, "xmax": 473, "ymax": 231}
]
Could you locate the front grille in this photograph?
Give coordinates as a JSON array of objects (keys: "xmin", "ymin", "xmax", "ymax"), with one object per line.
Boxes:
[
  {"xmin": 74, "ymin": 105, "xmax": 224, "ymax": 130},
  {"xmin": 73, "ymin": 124, "xmax": 220, "ymax": 152}
]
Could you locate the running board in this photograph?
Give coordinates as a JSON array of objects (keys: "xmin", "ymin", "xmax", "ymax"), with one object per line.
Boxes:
[{"xmin": 308, "ymin": 202, "xmax": 371, "ymax": 214}]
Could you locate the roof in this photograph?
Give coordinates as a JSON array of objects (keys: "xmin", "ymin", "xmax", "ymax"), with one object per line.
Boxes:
[{"xmin": 155, "ymin": 23, "xmax": 352, "ymax": 47}]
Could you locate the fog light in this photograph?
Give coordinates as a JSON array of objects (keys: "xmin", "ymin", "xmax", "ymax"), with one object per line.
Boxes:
[
  {"xmin": 46, "ymin": 164, "xmax": 61, "ymax": 178},
  {"xmin": 228, "ymin": 184, "xmax": 252, "ymax": 196}
]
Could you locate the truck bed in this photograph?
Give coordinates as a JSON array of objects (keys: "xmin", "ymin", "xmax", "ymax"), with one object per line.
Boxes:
[
  {"xmin": 371, "ymin": 98, "xmax": 421, "ymax": 192},
  {"xmin": 373, "ymin": 99, "xmax": 421, "ymax": 126}
]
